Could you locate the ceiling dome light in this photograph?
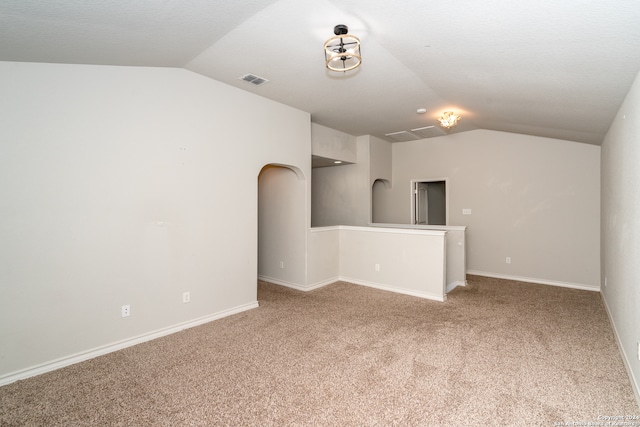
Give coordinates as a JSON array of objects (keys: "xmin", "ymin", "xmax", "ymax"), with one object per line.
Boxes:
[
  {"xmin": 437, "ymin": 111, "xmax": 461, "ymax": 129},
  {"xmin": 324, "ymin": 25, "xmax": 362, "ymax": 72}
]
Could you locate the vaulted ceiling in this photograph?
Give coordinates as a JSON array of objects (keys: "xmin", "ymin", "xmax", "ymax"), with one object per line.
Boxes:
[{"xmin": 2, "ymin": 0, "xmax": 639, "ymax": 145}]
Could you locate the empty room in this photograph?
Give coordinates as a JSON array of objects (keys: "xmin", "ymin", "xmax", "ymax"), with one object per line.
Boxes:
[{"xmin": 1, "ymin": 1, "xmax": 639, "ymax": 425}]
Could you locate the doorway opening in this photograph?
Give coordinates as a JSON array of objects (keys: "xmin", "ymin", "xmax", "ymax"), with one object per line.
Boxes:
[
  {"xmin": 257, "ymin": 164, "xmax": 306, "ymax": 290},
  {"xmin": 411, "ymin": 179, "xmax": 447, "ymax": 225}
]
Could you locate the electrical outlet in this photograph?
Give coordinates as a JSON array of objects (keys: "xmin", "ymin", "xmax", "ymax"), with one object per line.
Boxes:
[
  {"xmin": 279, "ymin": 261, "xmax": 284, "ymax": 269},
  {"xmin": 604, "ymin": 277, "xmax": 608, "ymax": 287},
  {"xmin": 462, "ymin": 209, "xmax": 472, "ymax": 215},
  {"xmin": 506, "ymin": 257, "xmax": 511, "ymax": 264},
  {"xmin": 121, "ymin": 305, "xmax": 130, "ymax": 317},
  {"xmin": 182, "ymin": 292, "xmax": 190, "ymax": 304},
  {"xmin": 375, "ymin": 263, "xmax": 380, "ymax": 272},
  {"xmin": 637, "ymin": 342, "xmax": 640, "ymax": 361}
]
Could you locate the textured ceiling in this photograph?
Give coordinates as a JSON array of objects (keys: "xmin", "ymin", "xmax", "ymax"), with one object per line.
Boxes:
[{"xmin": 2, "ymin": 0, "xmax": 639, "ymax": 145}]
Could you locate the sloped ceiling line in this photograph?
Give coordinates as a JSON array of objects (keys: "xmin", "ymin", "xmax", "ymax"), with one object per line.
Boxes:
[{"xmin": 1, "ymin": 0, "xmax": 640, "ymax": 145}]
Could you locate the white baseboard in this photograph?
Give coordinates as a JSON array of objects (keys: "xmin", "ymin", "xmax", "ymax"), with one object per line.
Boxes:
[
  {"xmin": 340, "ymin": 276, "xmax": 446, "ymax": 302},
  {"xmin": 0, "ymin": 301, "xmax": 259, "ymax": 387},
  {"xmin": 600, "ymin": 294, "xmax": 640, "ymax": 408},
  {"xmin": 467, "ymin": 270, "xmax": 600, "ymax": 292},
  {"xmin": 307, "ymin": 277, "xmax": 341, "ymax": 290},
  {"xmin": 446, "ymin": 280, "xmax": 467, "ymax": 293},
  {"xmin": 259, "ymin": 275, "xmax": 446, "ymax": 302},
  {"xmin": 258, "ymin": 275, "xmax": 336, "ymax": 292}
]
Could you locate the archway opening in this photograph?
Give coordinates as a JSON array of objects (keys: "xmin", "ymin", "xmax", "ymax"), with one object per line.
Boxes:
[{"xmin": 257, "ymin": 164, "xmax": 306, "ymax": 292}]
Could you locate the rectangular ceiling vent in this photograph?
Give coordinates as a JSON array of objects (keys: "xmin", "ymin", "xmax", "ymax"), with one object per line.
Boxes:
[
  {"xmin": 239, "ymin": 73, "xmax": 269, "ymax": 86},
  {"xmin": 410, "ymin": 126, "xmax": 446, "ymax": 138},
  {"xmin": 384, "ymin": 131, "xmax": 420, "ymax": 142}
]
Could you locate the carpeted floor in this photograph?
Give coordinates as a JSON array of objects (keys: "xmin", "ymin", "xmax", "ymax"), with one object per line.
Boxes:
[{"xmin": 1, "ymin": 276, "xmax": 638, "ymax": 426}]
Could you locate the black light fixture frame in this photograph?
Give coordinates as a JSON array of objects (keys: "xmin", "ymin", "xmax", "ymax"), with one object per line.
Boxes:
[{"xmin": 324, "ymin": 24, "xmax": 362, "ymax": 72}]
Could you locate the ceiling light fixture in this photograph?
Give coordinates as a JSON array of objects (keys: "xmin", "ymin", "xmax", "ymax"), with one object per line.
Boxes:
[
  {"xmin": 437, "ymin": 111, "xmax": 461, "ymax": 129},
  {"xmin": 324, "ymin": 25, "xmax": 362, "ymax": 72}
]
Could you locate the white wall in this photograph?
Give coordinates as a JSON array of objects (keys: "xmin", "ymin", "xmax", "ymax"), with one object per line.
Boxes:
[
  {"xmin": 370, "ymin": 135, "xmax": 394, "ymax": 223},
  {"xmin": 312, "ymin": 136, "xmax": 370, "ymax": 227},
  {"xmin": 370, "ymin": 224, "xmax": 467, "ymax": 293},
  {"xmin": 388, "ymin": 130, "xmax": 601, "ymax": 289},
  {"xmin": 339, "ymin": 226, "xmax": 446, "ymax": 301},
  {"xmin": 601, "ymin": 70, "xmax": 640, "ymax": 403},
  {"xmin": 0, "ymin": 62, "xmax": 311, "ymax": 381},
  {"xmin": 311, "ymin": 123, "xmax": 357, "ymax": 163},
  {"xmin": 369, "ymin": 135, "xmax": 392, "ymax": 185},
  {"xmin": 305, "ymin": 226, "xmax": 447, "ymax": 300},
  {"xmin": 307, "ymin": 227, "xmax": 340, "ymax": 288},
  {"xmin": 312, "ymin": 134, "xmax": 393, "ymax": 227}
]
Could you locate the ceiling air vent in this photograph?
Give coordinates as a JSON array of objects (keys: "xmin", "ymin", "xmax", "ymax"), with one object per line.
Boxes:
[
  {"xmin": 410, "ymin": 126, "xmax": 446, "ymax": 138},
  {"xmin": 384, "ymin": 131, "xmax": 420, "ymax": 142},
  {"xmin": 239, "ymin": 73, "xmax": 269, "ymax": 86}
]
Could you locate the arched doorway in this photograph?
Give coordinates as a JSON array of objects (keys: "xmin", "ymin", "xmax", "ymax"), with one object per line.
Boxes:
[{"xmin": 257, "ymin": 164, "xmax": 306, "ymax": 289}]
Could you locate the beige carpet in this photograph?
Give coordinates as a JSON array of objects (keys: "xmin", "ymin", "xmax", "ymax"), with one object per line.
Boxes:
[{"xmin": 1, "ymin": 276, "xmax": 638, "ymax": 426}]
